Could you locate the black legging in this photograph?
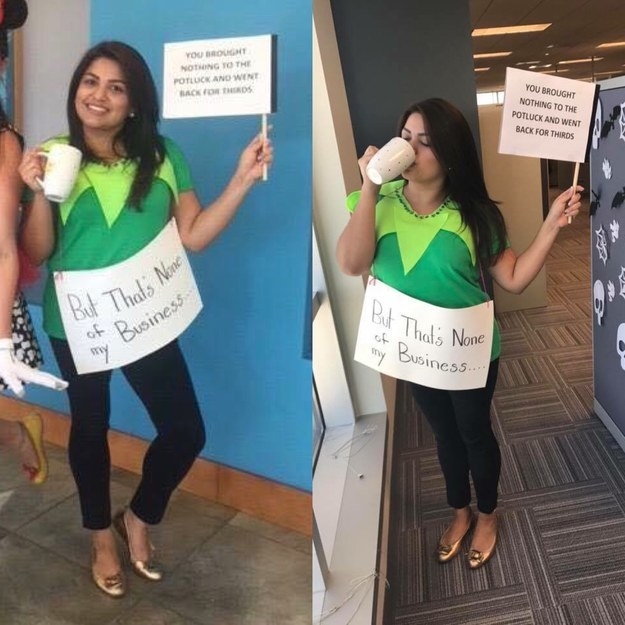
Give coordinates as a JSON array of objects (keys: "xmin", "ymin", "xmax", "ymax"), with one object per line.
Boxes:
[
  {"xmin": 409, "ymin": 359, "xmax": 500, "ymax": 514},
  {"xmin": 50, "ymin": 337, "xmax": 206, "ymax": 529}
]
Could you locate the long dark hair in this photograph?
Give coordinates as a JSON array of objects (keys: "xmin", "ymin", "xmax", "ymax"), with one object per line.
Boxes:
[
  {"xmin": 67, "ymin": 40, "xmax": 164, "ymax": 209},
  {"xmin": 396, "ymin": 98, "xmax": 507, "ymax": 266}
]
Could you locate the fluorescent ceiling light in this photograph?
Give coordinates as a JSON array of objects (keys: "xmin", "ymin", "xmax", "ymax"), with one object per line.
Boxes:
[
  {"xmin": 595, "ymin": 70, "xmax": 625, "ymax": 76},
  {"xmin": 539, "ymin": 69, "xmax": 569, "ymax": 75},
  {"xmin": 597, "ymin": 41, "xmax": 625, "ymax": 48},
  {"xmin": 472, "ymin": 23, "xmax": 551, "ymax": 36},
  {"xmin": 474, "ymin": 67, "xmax": 490, "ymax": 72},
  {"xmin": 473, "ymin": 52, "xmax": 512, "ymax": 59},
  {"xmin": 558, "ymin": 57, "xmax": 603, "ymax": 65},
  {"xmin": 515, "ymin": 60, "xmax": 541, "ymax": 66}
]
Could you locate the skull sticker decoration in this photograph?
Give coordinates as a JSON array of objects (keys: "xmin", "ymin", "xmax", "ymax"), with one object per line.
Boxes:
[
  {"xmin": 593, "ymin": 98, "xmax": 602, "ymax": 150},
  {"xmin": 617, "ymin": 323, "xmax": 625, "ymax": 370},
  {"xmin": 594, "ymin": 280, "xmax": 605, "ymax": 325}
]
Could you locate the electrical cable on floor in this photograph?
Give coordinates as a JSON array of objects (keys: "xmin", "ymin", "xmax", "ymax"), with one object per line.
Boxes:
[
  {"xmin": 317, "ymin": 571, "xmax": 389, "ymax": 624},
  {"xmin": 324, "ymin": 425, "xmax": 378, "ymax": 459},
  {"xmin": 322, "ymin": 425, "xmax": 378, "ymax": 479},
  {"xmin": 331, "ymin": 457, "xmax": 365, "ymax": 479}
]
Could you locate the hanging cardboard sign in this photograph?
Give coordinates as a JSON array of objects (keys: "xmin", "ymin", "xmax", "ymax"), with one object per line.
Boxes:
[
  {"xmin": 54, "ymin": 219, "xmax": 203, "ymax": 374},
  {"xmin": 354, "ymin": 278, "xmax": 494, "ymax": 390}
]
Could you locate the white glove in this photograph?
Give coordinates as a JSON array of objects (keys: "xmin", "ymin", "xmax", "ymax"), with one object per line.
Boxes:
[{"xmin": 0, "ymin": 338, "xmax": 68, "ymax": 398}]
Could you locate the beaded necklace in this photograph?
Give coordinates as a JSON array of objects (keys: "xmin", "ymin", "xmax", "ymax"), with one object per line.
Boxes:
[{"xmin": 394, "ymin": 188, "xmax": 449, "ymax": 219}]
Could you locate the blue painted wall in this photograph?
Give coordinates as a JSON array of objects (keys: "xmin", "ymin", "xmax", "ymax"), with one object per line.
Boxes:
[{"xmin": 25, "ymin": 0, "xmax": 311, "ymax": 491}]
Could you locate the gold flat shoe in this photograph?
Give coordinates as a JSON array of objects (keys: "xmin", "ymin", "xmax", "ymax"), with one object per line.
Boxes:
[
  {"xmin": 436, "ymin": 515, "xmax": 473, "ymax": 563},
  {"xmin": 91, "ymin": 546, "xmax": 126, "ymax": 598},
  {"xmin": 21, "ymin": 413, "xmax": 48, "ymax": 485},
  {"xmin": 468, "ymin": 520, "xmax": 498, "ymax": 569},
  {"xmin": 468, "ymin": 541, "xmax": 497, "ymax": 569},
  {"xmin": 112, "ymin": 508, "xmax": 163, "ymax": 582},
  {"xmin": 92, "ymin": 568, "xmax": 126, "ymax": 598}
]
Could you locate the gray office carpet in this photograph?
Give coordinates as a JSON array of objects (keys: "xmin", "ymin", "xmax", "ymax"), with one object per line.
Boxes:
[{"xmin": 385, "ymin": 201, "xmax": 625, "ymax": 624}]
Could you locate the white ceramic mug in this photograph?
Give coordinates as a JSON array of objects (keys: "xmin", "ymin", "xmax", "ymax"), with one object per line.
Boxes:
[
  {"xmin": 36, "ymin": 144, "xmax": 82, "ymax": 202},
  {"xmin": 365, "ymin": 137, "xmax": 415, "ymax": 185}
]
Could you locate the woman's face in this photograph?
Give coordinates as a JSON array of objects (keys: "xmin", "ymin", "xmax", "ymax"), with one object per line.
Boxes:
[
  {"xmin": 75, "ymin": 57, "xmax": 132, "ymax": 135},
  {"xmin": 399, "ymin": 112, "xmax": 445, "ymax": 184}
]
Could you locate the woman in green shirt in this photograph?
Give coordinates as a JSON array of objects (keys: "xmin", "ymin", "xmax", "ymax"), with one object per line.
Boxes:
[
  {"xmin": 337, "ymin": 98, "xmax": 580, "ymax": 569},
  {"xmin": 18, "ymin": 40, "xmax": 272, "ymax": 597}
]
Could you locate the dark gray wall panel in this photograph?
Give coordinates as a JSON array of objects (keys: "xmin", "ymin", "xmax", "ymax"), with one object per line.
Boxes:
[{"xmin": 331, "ymin": 0, "xmax": 479, "ymax": 156}]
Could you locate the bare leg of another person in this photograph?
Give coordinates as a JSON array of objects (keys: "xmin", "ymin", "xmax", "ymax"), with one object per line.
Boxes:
[{"xmin": 0, "ymin": 417, "xmax": 42, "ymax": 479}]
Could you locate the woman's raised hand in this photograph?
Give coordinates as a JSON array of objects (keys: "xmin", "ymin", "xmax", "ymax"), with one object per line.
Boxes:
[
  {"xmin": 358, "ymin": 146, "xmax": 380, "ymax": 188},
  {"xmin": 546, "ymin": 185, "xmax": 583, "ymax": 229},
  {"xmin": 234, "ymin": 133, "xmax": 273, "ymax": 184}
]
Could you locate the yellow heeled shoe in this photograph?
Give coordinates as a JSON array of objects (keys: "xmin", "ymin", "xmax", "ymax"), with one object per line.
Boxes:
[
  {"xmin": 112, "ymin": 508, "xmax": 163, "ymax": 582},
  {"xmin": 436, "ymin": 514, "xmax": 473, "ymax": 563},
  {"xmin": 468, "ymin": 518, "xmax": 498, "ymax": 569},
  {"xmin": 21, "ymin": 413, "xmax": 48, "ymax": 485}
]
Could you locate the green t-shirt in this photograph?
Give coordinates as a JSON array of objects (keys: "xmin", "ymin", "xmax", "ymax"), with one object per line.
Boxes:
[
  {"xmin": 346, "ymin": 180, "xmax": 502, "ymax": 359},
  {"xmin": 37, "ymin": 136, "xmax": 194, "ymax": 339}
]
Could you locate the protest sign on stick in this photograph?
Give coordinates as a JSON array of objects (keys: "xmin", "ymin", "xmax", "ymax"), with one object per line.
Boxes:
[
  {"xmin": 163, "ymin": 34, "xmax": 277, "ymax": 180},
  {"xmin": 499, "ymin": 67, "xmax": 600, "ymax": 222}
]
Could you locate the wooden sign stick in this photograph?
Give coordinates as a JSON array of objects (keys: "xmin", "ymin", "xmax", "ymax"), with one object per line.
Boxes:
[
  {"xmin": 261, "ymin": 113, "xmax": 268, "ymax": 182},
  {"xmin": 569, "ymin": 161, "xmax": 580, "ymax": 224}
]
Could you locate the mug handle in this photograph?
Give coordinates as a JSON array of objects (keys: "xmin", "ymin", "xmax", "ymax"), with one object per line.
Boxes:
[{"xmin": 35, "ymin": 151, "xmax": 49, "ymax": 191}]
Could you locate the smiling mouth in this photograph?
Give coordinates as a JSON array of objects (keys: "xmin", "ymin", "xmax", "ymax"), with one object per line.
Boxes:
[{"xmin": 85, "ymin": 103, "xmax": 108, "ymax": 113}]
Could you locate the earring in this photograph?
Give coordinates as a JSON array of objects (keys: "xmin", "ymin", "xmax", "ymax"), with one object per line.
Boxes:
[{"xmin": 129, "ymin": 112, "xmax": 136, "ymax": 118}]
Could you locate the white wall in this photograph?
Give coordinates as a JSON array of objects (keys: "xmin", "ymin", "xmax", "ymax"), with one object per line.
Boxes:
[
  {"xmin": 313, "ymin": 3, "xmax": 390, "ymax": 621},
  {"xmin": 21, "ymin": 1, "xmax": 89, "ymax": 147},
  {"xmin": 312, "ymin": 225, "xmax": 355, "ymax": 427},
  {"xmin": 313, "ymin": 0, "xmax": 385, "ymax": 418}
]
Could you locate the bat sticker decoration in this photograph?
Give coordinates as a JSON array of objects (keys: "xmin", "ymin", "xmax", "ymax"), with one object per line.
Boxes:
[
  {"xmin": 612, "ymin": 186, "xmax": 625, "ymax": 210},
  {"xmin": 602, "ymin": 103, "xmax": 622, "ymax": 139},
  {"xmin": 590, "ymin": 188, "xmax": 601, "ymax": 217}
]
